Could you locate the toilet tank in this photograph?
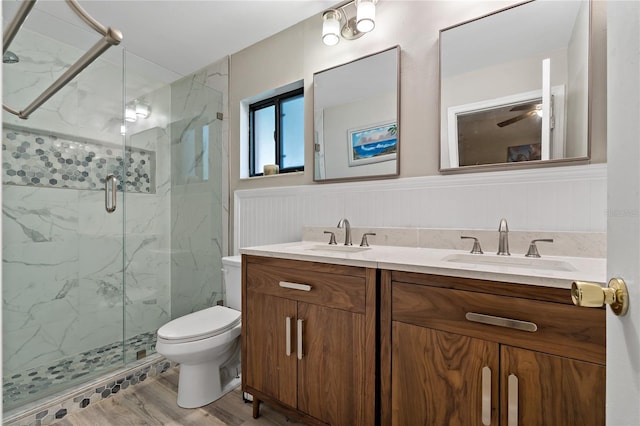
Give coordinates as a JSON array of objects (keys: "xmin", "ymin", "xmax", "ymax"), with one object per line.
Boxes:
[{"xmin": 222, "ymin": 255, "xmax": 242, "ymax": 311}]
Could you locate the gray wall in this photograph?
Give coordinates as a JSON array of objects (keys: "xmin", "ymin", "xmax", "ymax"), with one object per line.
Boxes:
[{"xmin": 228, "ymin": 1, "xmax": 607, "ymax": 248}]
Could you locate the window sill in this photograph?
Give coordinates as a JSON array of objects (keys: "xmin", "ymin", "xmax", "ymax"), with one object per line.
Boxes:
[{"xmin": 241, "ymin": 171, "xmax": 304, "ymax": 181}]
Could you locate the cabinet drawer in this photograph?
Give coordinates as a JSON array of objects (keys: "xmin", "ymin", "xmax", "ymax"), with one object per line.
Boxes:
[
  {"xmin": 246, "ymin": 257, "xmax": 366, "ymax": 313},
  {"xmin": 392, "ymin": 281, "xmax": 605, "ymax": 364}
]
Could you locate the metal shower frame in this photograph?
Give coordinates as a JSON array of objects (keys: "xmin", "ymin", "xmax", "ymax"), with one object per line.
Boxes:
[{"xmin": 2, "ymin": 0, "xmax": 123, "ymax": 119}]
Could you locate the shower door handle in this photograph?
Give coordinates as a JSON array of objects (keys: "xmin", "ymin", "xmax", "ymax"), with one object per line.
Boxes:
[{"xmin": 105, "ymin": 175, "xmax": 117, "ymax": 213}]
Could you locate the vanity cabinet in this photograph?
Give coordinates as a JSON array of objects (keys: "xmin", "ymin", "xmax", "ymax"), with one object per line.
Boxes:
[
  {"xmin": 381, "ymin": 271, "xmax": 606, "ymax": 426},
  {"xmin": 242, "ymin": 255, "xmax": 377, "ymax": 425}
]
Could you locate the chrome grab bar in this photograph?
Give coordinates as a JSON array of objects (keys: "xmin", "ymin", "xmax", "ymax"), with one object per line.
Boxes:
[{"xmin": 105, "ymin": 175, "xmax": 117, "ymax": 213}]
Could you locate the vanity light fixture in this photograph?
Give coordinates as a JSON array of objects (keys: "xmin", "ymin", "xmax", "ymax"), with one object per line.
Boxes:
[{"xmin": 321, "ymin": 0, "xmax": 378, "ymax": 46}]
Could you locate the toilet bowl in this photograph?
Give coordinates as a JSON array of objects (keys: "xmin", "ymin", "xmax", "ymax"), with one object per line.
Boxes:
[{"xmin": 156, "ymin": 255, "xmax": 242, "ymax": 408}]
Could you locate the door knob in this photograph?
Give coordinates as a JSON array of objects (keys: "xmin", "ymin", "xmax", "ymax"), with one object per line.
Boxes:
[{"xmin": 571, "ymin": 278, "xmax": 629, "ymax": 316}]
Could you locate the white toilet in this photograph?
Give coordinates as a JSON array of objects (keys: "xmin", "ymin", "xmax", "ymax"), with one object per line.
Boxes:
[{"xmin": 156, "ymin": 255, "xmax": 242, "ymax": 408}]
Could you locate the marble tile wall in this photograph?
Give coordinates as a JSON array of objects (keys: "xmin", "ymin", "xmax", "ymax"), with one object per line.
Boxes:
[
  {"xmin": 169, "ymin": 59, "xmax": 227, "ymax": 318},
  {"xmin": 2, "ymin": 184, "xmax": 124, "ymax": 376}
]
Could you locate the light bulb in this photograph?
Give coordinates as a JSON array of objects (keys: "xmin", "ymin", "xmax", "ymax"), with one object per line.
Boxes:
[
  {"xmin": 125, "ymin": 106, "xmax": 137, "ymax": 122},
  {"xmin": 135, "ymin": 102, "xmax": 150, "ymax": 118},
  {"xmin": 356, "ymin": 1, "xmax": 375, "ymax": 33},
  {"xmin": 322, "ymin": 10, "xmax": 341, "ymax": 46}
]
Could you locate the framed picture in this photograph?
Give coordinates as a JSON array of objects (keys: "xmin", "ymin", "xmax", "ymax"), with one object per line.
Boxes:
[
  {"xmin": 348, "ymin": 122, "xmax": 397, "ymax": 167},
  {"xmin": 507, "ymin": 143, "xmax": 542, "ymax": 162}
]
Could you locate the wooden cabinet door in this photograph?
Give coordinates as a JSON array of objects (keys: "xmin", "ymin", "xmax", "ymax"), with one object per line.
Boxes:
[
  {"xmin": 297, "ymin": 302, "xmax": 367, "ymax": 425},
  {"xmin": 245, "ymin": 291, "xmax": 297, "ymax": 408},
  {"xmin": 391, "ymin": 322, "xmax": 499, "ymax": 426},
  {"xmin": 500, "ymin": 346, "xmax": 605, "ymax": 426}
]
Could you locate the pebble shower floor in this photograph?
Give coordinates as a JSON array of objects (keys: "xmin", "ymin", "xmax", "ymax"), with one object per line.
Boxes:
[{"xmin": 2, "ymin": 331, "xmax": 157, "ymax": 411}]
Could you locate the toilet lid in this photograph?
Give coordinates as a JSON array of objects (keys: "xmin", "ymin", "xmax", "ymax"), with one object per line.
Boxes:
[{"xmin": 157, "ymin": 306, "xmax": 241, "ymax": 342}]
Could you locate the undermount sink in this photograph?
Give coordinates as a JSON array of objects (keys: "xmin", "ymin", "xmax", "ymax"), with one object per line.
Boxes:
[
  {"xmin": 442, "ymin": 253, "xmax": 576, "ymax": 272},
  {"xmin": 305, "ymin": 244, "xmax": 372, "ymax": 253}
]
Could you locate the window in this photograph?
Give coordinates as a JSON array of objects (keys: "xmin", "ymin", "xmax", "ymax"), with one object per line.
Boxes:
[{"xmin": 249, "ymin": 87, "xmax": 304, "ymax": 176}]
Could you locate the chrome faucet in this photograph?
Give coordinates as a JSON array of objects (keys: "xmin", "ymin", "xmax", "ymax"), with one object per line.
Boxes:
[
  {"xmin": 497, "ymin": 218, "xmax": 510, "ymax": 256},
  {"xmin": 337, "ymin": 218, "xmax": 352, "ymax": 245}
]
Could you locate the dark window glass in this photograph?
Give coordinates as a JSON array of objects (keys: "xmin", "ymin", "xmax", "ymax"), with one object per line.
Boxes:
[{"xmin": 249, "ymin": 88, "xmax": 304, "ymax": 176}]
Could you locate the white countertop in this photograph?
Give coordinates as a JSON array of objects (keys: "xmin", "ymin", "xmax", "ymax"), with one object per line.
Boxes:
[{"xmin": 240, "ymin": 241, "xmax": 607, "ymax": 289}]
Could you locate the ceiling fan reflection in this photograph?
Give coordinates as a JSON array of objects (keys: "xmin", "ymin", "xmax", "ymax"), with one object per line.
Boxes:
[{"xmin": 497, "ymin": 100, "xmax": 542, "ymax": 128}]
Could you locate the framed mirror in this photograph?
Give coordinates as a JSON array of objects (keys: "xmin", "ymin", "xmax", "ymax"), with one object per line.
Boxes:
[
  {"xmin": 314, "ymin": 46, "xmax": 400, "ymax": 182},
  {"xmin": 439, "ymin": 0, "xmax": 591, "ymax": 171}
]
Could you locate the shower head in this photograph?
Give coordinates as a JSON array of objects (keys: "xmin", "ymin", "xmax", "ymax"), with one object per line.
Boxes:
[{"xmin": 3, "ymin": 51, "xmax": 19, "ymax": 64}]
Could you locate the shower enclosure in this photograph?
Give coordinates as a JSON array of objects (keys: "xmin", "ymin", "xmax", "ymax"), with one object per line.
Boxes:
[{"xmin": 2, "ymin": 2, "xmax": 225, "ymax": 415}]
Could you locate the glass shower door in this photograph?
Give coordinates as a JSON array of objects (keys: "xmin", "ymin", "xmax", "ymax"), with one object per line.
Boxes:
[
  {"xmin": 121, "ymin": 51, "xmax": 226, "ymax": 363},
  {"xmin": 2, "ymin": 13, "xmax": 126, "ymax": 412}
]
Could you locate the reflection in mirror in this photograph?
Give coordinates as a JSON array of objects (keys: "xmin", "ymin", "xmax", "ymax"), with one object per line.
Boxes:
[
  {"xmin": 314, "ymin": 46, "xmax": 399, "ymax": 182},
  {"xmin": 440, "ymin": 0, "xmax": 590, "ymax": 171}
]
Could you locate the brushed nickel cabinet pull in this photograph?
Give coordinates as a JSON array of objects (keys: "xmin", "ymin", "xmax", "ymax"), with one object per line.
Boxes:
[
  {"xmin": 465, "ymin": 312, "xmax": 537, "ymax": 332},
  {"xmin": 482, "ymin": 366, "xmax": 491, "ymax": 425},
  {"xmin": 297, "ymin": 319, "xmax": 304, "ymax": 360},
  {"xmin": 508, "ymin": 374, "xmax": 518, "ymax": 426},
  {"xmin": 285, "ymin": 316, "xmax": 292, "ymax": 357},
  {"xmin": 279, "ymin": 281, "xmax": 312, "ymax": 292},
  {"xmin": 105, "ymin": 174, "xmax": 117, "ymax": 213}
]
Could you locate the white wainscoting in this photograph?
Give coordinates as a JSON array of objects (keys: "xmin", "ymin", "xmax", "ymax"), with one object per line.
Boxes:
[{"xmin": 234, "ymin": 164, "xmax": 607, "ymax": 252}]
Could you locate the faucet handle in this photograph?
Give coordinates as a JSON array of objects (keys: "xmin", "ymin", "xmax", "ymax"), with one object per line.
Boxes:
[
  {"xmin": 525, "ymin": 238, "xmax": 554, "ymax": 258},
  {"xmin": 323, "ymin": 231, "xmax": 337, "ymax": 245},
  {"xmin": 461, "ymin": 236, "xmax": 483, "ymax": 254},
  {"xmin": 360, "ymin": 232, "xmax": 376, "ymax": 247}
]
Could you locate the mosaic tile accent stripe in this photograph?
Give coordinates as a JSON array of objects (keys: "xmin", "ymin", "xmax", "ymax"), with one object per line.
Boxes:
[
  {"xmin": 2, "ymin": 126, "xmax": 155, "ymax": 194},
  {"xmin": 2, "ymin": 332, "xmax": 157, "ymax": 413},
  {"xmin": 3, "ymin": 354, "xmax": 173, "ymax": 426}
]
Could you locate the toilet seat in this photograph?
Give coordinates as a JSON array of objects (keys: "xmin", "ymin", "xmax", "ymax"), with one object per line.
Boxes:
[{"xmin": 157, "ymin": 306, "xmax": 241, "ymax": 344}]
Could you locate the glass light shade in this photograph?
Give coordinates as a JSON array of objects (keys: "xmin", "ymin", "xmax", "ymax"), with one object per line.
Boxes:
[
  {"xmin": 356, "ymin": 1, "xmax": 376, "ymax": 33},
  {"xmin": 125, "ymin": 106, "xmax": 137, "ymax": 122},
  {"xmin": 322, "ymin": 10, "xmax": 341, "ymax": 46}
]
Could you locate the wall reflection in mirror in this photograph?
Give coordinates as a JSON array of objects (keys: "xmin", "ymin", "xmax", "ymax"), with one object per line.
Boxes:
[
  {"xmin": 314, "ymin": 46, "xmax": 399, "ymax": 182},
  {"xmin": 439, "ymin": 0, "xmax": 591, "ymax": 171}
]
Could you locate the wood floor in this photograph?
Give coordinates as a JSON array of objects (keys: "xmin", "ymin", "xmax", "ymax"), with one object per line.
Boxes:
[{"xmin": 58, "ymin": 368, "xmax": 307, "ymax": 426}]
